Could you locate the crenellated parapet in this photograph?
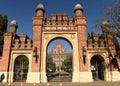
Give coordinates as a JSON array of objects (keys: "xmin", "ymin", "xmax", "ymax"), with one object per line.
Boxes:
[
  {"xmin": 87, "ymin": 20, "xmax": 117, "ymax": 61},
  {"xmin": 12, "ymin": 34, "xmax": 33, "ymax": 49},
  {"xmin": 43, "ymin": 14, "xmax": 75, "ymax": 27},
  {"xmin": 87, "ymin": 34, "xmax": 104, "ymax": 48},
  {"xmin": 42, "ymin": 14, "xmax": 76, "ymax": 31},
  {"xmin": 87, "ymin": 33, "xmax": 115, "ymax": 49}
]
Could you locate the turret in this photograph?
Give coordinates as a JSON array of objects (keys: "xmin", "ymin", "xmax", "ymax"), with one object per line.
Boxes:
[
  {"xmin": 74, "ymin": 4, "xmax": 83, "ymax": 16},
  {"xmin": 35, "ymin": 3, "xmax": 45, "ymax": 17},
  {"xmin": 101, "ymin": 20, "xmax": 110, "ymax": 33},
  {"xmin": 74, "ymin": 4, "xmax": 88, "ymax": 71},
  {"xmin": 32, "ymin": 3, "xmax": 45, "ymax": 73},
  {"xmin": 10, "ymin": 20, "xmax": 18, "ymax": 33}
]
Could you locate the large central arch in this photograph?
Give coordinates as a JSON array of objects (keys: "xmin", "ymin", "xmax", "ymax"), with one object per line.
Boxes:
[{"xmin": 40, "ymin": 32, "xmax": 80, "ymax": 82}]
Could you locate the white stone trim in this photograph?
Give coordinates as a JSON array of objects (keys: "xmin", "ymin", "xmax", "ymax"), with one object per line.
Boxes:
[
  {"xmin": 26, "ymin": 72, "xmax": 40, "ymax": 83},
  {"xmin": 0, "ymin": 72, "xmax": 8, "ymax": 82},
  {"xmin": 111, "ymin": 71, "xmax": 120, "ymax": 81},
  {"xmin": 79, "ymin": 72, "xmax": 93, "ymax": 82},
  {"xmin": 40, "ymin": 72, "xmax": 47, "ymax": 83},
  {"xmin": 72, "ymin": 72, "xmax": 80, "ymax": 82}
]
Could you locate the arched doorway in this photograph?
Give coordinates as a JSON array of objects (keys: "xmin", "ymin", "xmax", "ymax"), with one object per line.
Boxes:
[
  {"xmin": 13, "ymin": 55, "xmax": 29, "ymax": 82},
  {"xmin": 46, "ymin": 38, "xmax": 73, "ymax": 82},
  {"xmin": 90, "ymin": 55, "xmax": 105, "ymax": 81}
]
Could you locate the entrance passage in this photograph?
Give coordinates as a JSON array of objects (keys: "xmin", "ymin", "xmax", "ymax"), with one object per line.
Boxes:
[
  {"xmin": 13, "ymin": 55, "xmax": 29, "ymax": 82},
  {"xmin": 91, "ymin": 55, "xmax": 105, "ymax": 81},
  {"xmin": 46, "ymin": 39, "xmax": 72, "ymax": 82}
]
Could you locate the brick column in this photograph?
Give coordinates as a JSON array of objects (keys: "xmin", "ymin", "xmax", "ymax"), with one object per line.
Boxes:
[
  {"xmin": 27, "ymin": 3, "xmax": 45, "ymax": 83},
  {"xmin": 75, "ymin": 13, "xmax": 88, "ymax": 72},
  {"xmin": 0, "ymin": 32, "xmax": 13, "ymax": 82},
  {"xmin": 74, "ymin": 4, "xmax": 93, "ymax": 82}
]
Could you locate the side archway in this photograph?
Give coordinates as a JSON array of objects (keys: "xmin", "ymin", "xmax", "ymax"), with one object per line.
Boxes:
[
  {"xmin": 90, "ymin": 55, "xmax": 105, "ymax": 81},
  {"xmin": 13, "ymin": 55, "xmax": 29, "ymax": 82}
]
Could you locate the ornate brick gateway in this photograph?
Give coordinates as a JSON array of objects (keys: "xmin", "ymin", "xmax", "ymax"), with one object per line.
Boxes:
[{"xmin": 0, "ymin": 3, "xmax": 120, "ymax": 83}]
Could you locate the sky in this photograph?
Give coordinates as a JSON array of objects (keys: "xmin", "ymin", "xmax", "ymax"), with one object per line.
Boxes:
[{"xmin": 0, "ymin": 0, "xmax": 114, "ymax": 53}]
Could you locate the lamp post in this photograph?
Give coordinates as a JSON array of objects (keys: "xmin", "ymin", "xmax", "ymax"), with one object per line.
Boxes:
[
  {"xmin": 20, "ymin": 63, "xmax": 23, "ymax": 81},
  {"xmin": 58, "ymin": 48, "xmax": 61, "ymax": 82},
  {"xmin": 83, "ymin": 46, "xmax": 87, "ymax": 64}
]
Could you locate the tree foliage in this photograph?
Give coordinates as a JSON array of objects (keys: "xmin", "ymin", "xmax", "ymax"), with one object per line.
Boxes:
[
  {"xmin": 103, "ymin": 0, "xmax": 120, "ymax": 54},
  {"xmin": 61, "ymin": 57, "xmax": 72, "ymax": 72},
  {"xmin": 0, "ymin": 14, "xmax": 8, "ymax": 56},
  {"xmin": 103, "ymin": 0, "xmax": 120, "ymax": 38},
  {"xmin": 16, "ymin": 55, "xmax": 29, "ymax": 66},
  {"xmin": 95, "ymin": 0, "xmax": 120, "ymax": 55},
  {"xmin": 46, "ymin": 56, "xmax": 56, "ymax": 72}
]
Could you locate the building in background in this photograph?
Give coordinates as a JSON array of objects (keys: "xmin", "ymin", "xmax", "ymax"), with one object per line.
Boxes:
[{"xmin": 48, "ymin": 41, "xmax": 72, "ymax": 71}]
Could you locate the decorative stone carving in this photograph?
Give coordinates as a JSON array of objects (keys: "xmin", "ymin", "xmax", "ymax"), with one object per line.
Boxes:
[
  {"xmin": 71, "ymin": 34, "xmax": 75, "ymax": 39},
  {"xmin": 44, "ymin": 34, "xmax": 48, "ymax": 39}
]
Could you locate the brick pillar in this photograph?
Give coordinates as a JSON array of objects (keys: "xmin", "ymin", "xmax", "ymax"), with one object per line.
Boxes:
[
  {"xmin": 31, "ymin": 3, "xmax": 45, "ymax": 72},
  {"xmin": 26, "ymin": 3, "xmax": 45, "ymax": 83},
  {"xmin": 0, "ymin": 20, "xmax": 18, "ymax": 82},
  {"xmin": 74, "ymin": 4, "xmax": 88, "ymax": 72},
  {"xmin": 74, "ymin": 4, "xmax": 93, "ymax": 82},
  {"xmin": 0, "ymin": 32, "xmax": 13, "ymax": 82},
  {"xmin": 32, "ymin": 16, "xmax": 44, "ymax": 72}
]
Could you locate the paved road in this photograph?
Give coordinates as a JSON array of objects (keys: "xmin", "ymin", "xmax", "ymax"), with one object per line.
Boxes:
[{"xmin": 0, "ymin": 81, "xmax": 120, "ymax": 86}]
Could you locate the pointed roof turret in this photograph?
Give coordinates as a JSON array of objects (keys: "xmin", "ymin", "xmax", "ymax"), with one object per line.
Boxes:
[{"xmin": 101, "ymin": 20, "xmax": 110, "ymax": 33}]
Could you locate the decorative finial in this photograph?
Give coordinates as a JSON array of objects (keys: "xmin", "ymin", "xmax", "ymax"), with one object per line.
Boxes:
[
  {"xmin": 10, "ymin": 20, "xmax": 18, "ymax": 28},
  {"xmin": 74, "ymin": 4, "xmax": 83, "ymax": 13},
  {"xmin": 102, "ymin": 20, "xmax": 109, "ymax": 25},
  {"xmin": 36, "ymin": 3, "xmax": 45, "ymax": 12}
]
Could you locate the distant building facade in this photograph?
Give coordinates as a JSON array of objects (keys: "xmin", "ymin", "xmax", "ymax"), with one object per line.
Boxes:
[
  {"xmin": 0, "ymin": 3, "xmax": 120, "ymax": 83},
  {"xmin": 48, "ymin": 42, "xmax": 71, "ymax": 71}
]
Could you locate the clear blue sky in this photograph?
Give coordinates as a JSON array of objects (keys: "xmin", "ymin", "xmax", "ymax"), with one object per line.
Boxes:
[{"xmin": 0, "ymin": 0, "xmax": 114, "ymax": 53}]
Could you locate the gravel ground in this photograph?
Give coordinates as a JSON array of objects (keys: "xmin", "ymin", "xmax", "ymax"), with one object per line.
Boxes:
[{"xmin": 0, "ymin": 81, "xmax": 120, "ymax": 86}]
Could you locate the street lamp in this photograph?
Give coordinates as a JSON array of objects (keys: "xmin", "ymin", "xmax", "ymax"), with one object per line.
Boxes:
[
  {"xmin": 83, "ymin": 46, "xmax": 87, "ymax": 64},
  {"xmin": 58, "ymin": 48, "xmax": 61, "ymax": 82}
]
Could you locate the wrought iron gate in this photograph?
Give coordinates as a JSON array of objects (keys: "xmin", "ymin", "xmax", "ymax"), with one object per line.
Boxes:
[
  {"xmin": 13, "ymin": 65, "xmax": 28, "ymax": 82},
  {"xmin": 13, "ymin": 56, "xmax": 29, "ymax": 82},
  {"xmin": 46, "ymin": 56, "xmax": 72, "ymax": 82}
]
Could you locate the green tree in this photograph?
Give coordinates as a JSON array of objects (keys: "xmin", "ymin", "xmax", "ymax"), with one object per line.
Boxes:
[
  {"xmin": 17, "ymin": 55, "xmax": 29, "ymax": 66},
  {"xmin": 62, "ymin": 57, "xmax": 72, "ymax": 72},
  {"xmin": 46, "ymin": 57, "xmax": 56, "ymax": 72},
  {"xmin": 15, "ymin": 55, "xmax": 29, "ymax": 69},
  {"xmin": 0, "ymin": 14, "xmax": 8, "ymax": 56}
]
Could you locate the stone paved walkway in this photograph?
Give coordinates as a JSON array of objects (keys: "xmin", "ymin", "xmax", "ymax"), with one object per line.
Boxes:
[{"xmin": 0, "ymin": 81, "xmax": 120, "ymax": 86}]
